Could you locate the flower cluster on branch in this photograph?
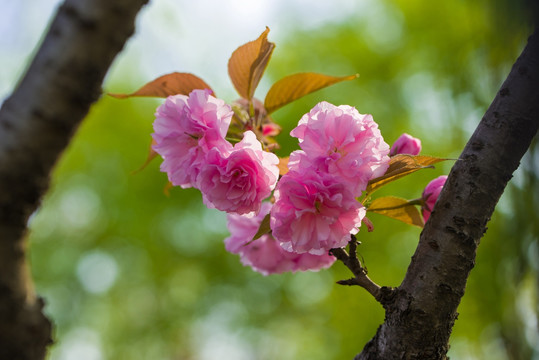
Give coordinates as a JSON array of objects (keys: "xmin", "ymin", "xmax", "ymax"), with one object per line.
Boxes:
[{"xmin": 113, "ymin": 28, "xmax": 449, "ymax": 291}]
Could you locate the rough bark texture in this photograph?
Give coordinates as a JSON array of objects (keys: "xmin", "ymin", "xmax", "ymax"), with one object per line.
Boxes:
[
  {"xmin": 356, "ymin": 28, "xmax": 539, "ymax": 360},
  {"xmin": 0, "ymin": 0, "xmax": 148, "ymax": 358}
]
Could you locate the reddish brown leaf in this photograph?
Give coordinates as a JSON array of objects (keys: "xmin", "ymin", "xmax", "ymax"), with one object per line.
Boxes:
[
  {"xmin": 131, "ymin": 139, "xmax": 158, "ymax": 174},
  {"xmin": 368, "ymin": 196, "xmax": 424, "ymax": 228},
  {"xmin": 228, "ymin": 27, "xmax": 275, "ymax": 100},
  {"xmin": 264, "ymin": 72, "xmax": 358, "ymax": 114},
  {"xmin": 278, "ymin": 157, "xmax": 289, "ymax": 176},
  {"xmin": 366, "ymin": 155, "xmax": 448, "ymax": 194},
  {"xmin": 109, "ymin": 72, "xmax": 214, "ymax": 99},
  {"xmin": 163, "ymin": 181, "xmax": 174, "ymax": 197}
]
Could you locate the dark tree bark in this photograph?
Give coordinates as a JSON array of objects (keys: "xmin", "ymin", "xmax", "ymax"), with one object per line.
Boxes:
[
  {"xmin": 0, "ymin": 0, "xmax": 148, "ymax": 359},
  {"xmin": 356, "ymin": 28, "xmax": 539, "ymax": 360}
]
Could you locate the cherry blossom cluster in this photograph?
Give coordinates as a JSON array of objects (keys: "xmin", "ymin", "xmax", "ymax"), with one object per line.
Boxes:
[
  {"xmin": 271, "ymin": 102, "xmax": 390, "ymax": 255},
  {"xmin": 152, "ymin": 89, "xmax": 446, "ymax": 275},
  {"xmin": 152, "ymin": 89, "xmax": 279, "ymax": 215}
]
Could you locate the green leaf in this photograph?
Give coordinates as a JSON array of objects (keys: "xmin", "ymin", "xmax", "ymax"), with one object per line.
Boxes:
[
  {"xmin": 264, "ymin": 72, "xmax": 358, "ymax": 114},
  {"xmin": 252, "ymin": 214, "xmax": 271, "ymax": 241},
  {"xmin": 366, "ymin": 155, "xmax": 448, "ymax": 194},
  {"xmin": 109, "ymin": 72, "xmax": 214, "ymax": 98},
  {"xmin": 367, "ymin": 196, "xmax": 424, "ymax": 227},
  {"xmin": 228, "ymin": 27, "xmax": 275, "ymax": 100}
]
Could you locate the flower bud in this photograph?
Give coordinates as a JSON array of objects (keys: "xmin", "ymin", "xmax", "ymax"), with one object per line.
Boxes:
[
  {"xmin": 421, "ymin": 175, "xmax": 447, "ymax": 222},
  {"xmin": 390, "ymin": 133, "xmax": 421, "ymax": 156}
]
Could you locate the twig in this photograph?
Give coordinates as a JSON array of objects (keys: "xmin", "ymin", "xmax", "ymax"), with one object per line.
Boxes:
[{"xmin": 330, "ymin": 235, "xmax": 394, "ymax": 304}]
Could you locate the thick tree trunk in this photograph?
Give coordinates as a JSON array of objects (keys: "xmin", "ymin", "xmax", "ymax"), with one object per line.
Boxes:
[
  {"xmin": 357, "ymin": 28, "xmax": 539, "ymax": 359},
  {"xmin": 0, "ymin": 0, "xmax": 148, "ymax": 358}
]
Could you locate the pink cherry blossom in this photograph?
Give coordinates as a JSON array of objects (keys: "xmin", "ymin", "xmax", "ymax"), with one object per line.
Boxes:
[
  {"xmin": 198, "ymin": 131, "xmax": 279, "ymax": 215},
  {"xmin": 290, "ymin": 101, "xmax": 390, "ymax": 195},
  {"xmin": 152, "ymin": 89, "xmax": 233, "ymax": 188},
  {"xmin": 421, "ymin": 175, "xmax": 448, "ymax": 222},
  {"xmin": 390, "ymin": 133, "xmax": 422, "ymax": 156},
  {"xmin": 270, "ymin": 168, "xmax": 366, "ymax": 255},
  {"xmin": 225, "ymin": 202, "xmax": 336, "ymax": 275},
  {"xmin": 293, "ymin": 250, "xmax": 337, "ymax": 272}
]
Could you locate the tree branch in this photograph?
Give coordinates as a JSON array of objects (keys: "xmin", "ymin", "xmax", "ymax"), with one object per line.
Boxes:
[
  {"xmin": 0, "ymin": 0, "xmax": 148, "ymax": 358},
  {"xmin": 331, "ymin": 236, "xmax": 396, "ymax": 305},
  {"xmin": 356, "ymin": 27, "xmax": 539, "ymax": 360}
]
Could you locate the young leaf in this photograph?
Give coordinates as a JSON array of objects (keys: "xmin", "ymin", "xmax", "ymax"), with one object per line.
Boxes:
[
  {"xmin": 367, "ymin": 196, "xmax": 424, "ymax": 228},
  {"xmin": 278, "ymin": 157, "xmax": 289, "ymax": 175},
  {"xmin": 366, "ymin": 155, "xmax": 448, "ymax": 194},
  {"xmin": 252, "ymin": 214, "xmax": 271, "ymax": 241},
  {"xmin": 228, "ymin": 27, "xmax": 275, "ymax": 100},
  {"xmin": 264, "ymin": 72, "xmax": 359, "ymax": 114},
  {"xmin": 131, "ymin": 139, "xmax": 158, "ymax": 174},
  {"xmin": 109, "ymin": 72, "xmax": 214, "ymax": 99},
  {"xmin": 163, "ymin": 181, "xmax": 174, "ymax": 197}
]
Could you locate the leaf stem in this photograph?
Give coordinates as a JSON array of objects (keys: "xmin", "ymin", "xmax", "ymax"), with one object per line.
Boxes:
[
  {"xmin": 367, "ymin": 197, "xmax": 423, "ymax": 212},
  {"xmin": 225, "ymin": 137, "xmax": 241, "ymax": 143},
  {"xmin": 407, "ymin": 197, "xmax": 424, "ymax": 206}
]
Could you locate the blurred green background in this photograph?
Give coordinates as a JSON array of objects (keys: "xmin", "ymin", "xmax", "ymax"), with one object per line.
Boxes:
[{"xmin": 3, "ymin": 0, "xmax": 537, "ymax": 359}]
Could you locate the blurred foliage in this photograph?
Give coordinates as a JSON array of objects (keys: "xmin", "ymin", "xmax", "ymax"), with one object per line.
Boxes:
[{"xmin": 26, "ymin": 0, "xmax": 537, "ymax": 359}]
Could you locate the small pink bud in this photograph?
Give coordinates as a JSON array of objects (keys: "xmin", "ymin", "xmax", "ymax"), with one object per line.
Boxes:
[
  {"xmin": 362, "ymin": 217, "xmax": 374, "ymax": 232},
  {"xmin": 421, "ymin": 175, "xmax": 447, "ymax": 222},
  {"xmin": 390, "ymin": 133, "xmax": 422, "ymax": 156},
  {"xmin": 262, "ymin": 123, "xmax": 281, "ymax": 136}
]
